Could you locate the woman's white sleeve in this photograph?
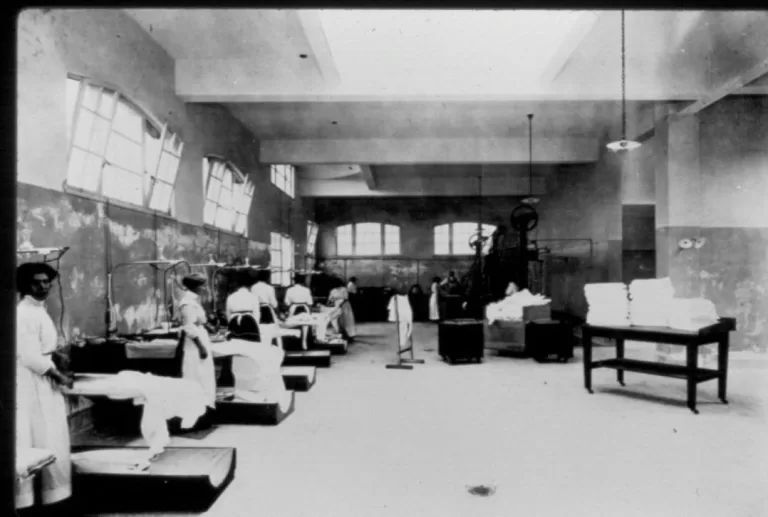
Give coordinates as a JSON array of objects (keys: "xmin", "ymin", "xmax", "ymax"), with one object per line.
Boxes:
[{"xmin": 16, "ymin": 312, "xmax": 55, "ymax": 376}]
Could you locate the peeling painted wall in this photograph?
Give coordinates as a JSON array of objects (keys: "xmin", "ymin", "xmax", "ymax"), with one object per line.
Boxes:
[
  {"xmin": 16, "ymin": 183, "xmax": 278, "ymax": 338},
  {"xmin": 655, "ymin": 96, "xmax": 768, "ymax": 353}
]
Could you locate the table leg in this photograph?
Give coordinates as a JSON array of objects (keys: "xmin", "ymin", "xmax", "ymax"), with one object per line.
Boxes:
[
  {"xmin": 616, "ymin": 338, "xmax": 625, "ymax": 386},
  {"xmin": 718, "ymin": 335, "xmax": 729, "ymax": 404},
  {"xmin": 583, "ymin": 328, "xmax": 593, "ymax": 394},
  {"xmin": 686, "ymin": 344, "xmax": 699, "ymax": 414}
]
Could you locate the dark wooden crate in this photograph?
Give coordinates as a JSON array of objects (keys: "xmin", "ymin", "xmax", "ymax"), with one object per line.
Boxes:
[{"xmin": 438, "ymin": 319, "xmax": 485, "ymax": 364}]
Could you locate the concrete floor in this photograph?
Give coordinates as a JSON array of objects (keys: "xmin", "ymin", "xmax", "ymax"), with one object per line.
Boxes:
[{"xmin": 92, "ymin": 322, "xmax": 768, "ymax": 517}]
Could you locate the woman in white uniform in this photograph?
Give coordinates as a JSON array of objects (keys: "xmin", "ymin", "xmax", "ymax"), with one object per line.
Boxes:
[
  {"xmin": 329, "ymin": 278, "xmax": 356, "ymax": 340},
  {"xmin": 16, "ymin": 262, "xmax": 74, "ymax": 515},
  {"xmin": 178, "ymin": 273, "xmax": 217, "ymax": 428},
  {"xmin": 429, "ymin": 276, "xmax": 441, "ymax": 322}
]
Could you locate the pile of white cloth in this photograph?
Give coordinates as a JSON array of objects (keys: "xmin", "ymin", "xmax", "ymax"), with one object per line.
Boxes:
[
  {"xmin": 210, "ymin": 339, "xmax": 292, "ymax": 410},
  {"xmin": 628, "ymin": 278, "xmax": 675, "ymax": 327},
  {"xmin": 66, "ymin": 371, "xmax": 208, "ymax": 456},
  {"xmin": 666, "ymin": 298, "xmax": 720, "ymax": 331},
  {"xmin": 486, "ymin": 289, "xmax": 551, "ymax": 324},
  {"xmin": 584, "ymin": 283, "xmax": 630, "ymax": 326}
]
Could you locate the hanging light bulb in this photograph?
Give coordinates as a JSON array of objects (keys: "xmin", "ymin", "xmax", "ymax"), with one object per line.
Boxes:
[
  {"xmin": 522, "ymin": 113, "xmax": 540, "ymax": 205},
  {"xmin": 607, "ymin": 10, "xmax": 641, "ymax": 152}
]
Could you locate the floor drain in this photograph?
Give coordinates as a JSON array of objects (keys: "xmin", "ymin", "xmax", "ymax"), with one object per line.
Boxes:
[{"xmin": 467, "ymin": 485, "xmax": 496, "ymax": 497}]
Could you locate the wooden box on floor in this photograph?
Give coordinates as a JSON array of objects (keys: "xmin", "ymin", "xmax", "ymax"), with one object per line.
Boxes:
[
  {"xmin": 525, "ymin": 319, "xmax": 574, "ymax": 362},
  {"xmin": 281, "ymin": 366, "xmax": 317, "ymax": 391},
  {"xmin": 484, "ymin": 304, "xmax": 552, "ymax": 354},
  {"xmin": 214, "ymin": 389, "xmax": 295, "ymax": 425},
  {"xmin": 283, "ymin": 349, "xmax": 332, "ymax": 368},
  {"xmin": 438, "ymin": 319, "xmax": 485, "ymax": 363},
  {"xmin": 71, "ymin": 445, "xmax": 236, "ymax": 513}
]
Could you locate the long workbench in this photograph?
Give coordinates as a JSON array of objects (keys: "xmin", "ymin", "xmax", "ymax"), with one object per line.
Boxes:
[{"xmin": 582, "ymin": 318, "xmax": 736, "ymax": 414}]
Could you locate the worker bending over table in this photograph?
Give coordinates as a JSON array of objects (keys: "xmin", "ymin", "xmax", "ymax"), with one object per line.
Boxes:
[
  {"xmin": 226, "ymin": 269, "xmax": 261, "ymax": 338},
  {"xmin": 327, "ymin": 277, "xmax": 356, "ymax": 341},
  {"xmin": 284, "ymin": 273, "xmax": 314, "ymax": 316},
  {"xmin": 15, "ymin": 263, "xmax": 74, "ymax": 516}
]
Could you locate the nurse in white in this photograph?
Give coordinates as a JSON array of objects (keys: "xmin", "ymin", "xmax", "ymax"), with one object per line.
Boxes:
[{"xmin": 16, "ymin": 262, "xmax": 74, "ymax": 513}]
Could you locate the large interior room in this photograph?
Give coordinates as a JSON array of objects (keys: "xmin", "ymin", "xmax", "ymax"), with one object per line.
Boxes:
[{"xmin": 14, "ymin": 8, "xmax": 768, "ymax": 517}]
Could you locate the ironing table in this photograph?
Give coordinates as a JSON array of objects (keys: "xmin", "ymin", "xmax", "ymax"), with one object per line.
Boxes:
[
  {"xmin": 582, "ymin": 317, "xmax": 736, "ymax": 414},
  {"xmin": 71, "ymin": 445, "xmax": 236, "ymax": 513}
]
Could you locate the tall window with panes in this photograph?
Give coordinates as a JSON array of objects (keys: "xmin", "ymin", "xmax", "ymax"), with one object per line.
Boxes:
[
  {"xmin": 202, "ymin": 157, "xmax": 255, "ymax": 236},
  {"xmin": 434, "ymin": 222, "xmax": 496, "ymax": 255},
  {"xmin": 270, "ymin": 233, "xmax": 294, "ymax": 286},
  {"xmin": 305, "ymin": 221, "xmax": 319, "ymax": 272},
  {"xmin": 270, "ymin": 164, "xmax": 295, "ymax": 198},
  {"xmin": 66, "ymin": 76, "xmax": 182, "ymax": 213},
  {"xmin": 335, "ymin": 223, "xmax": 400, "ymax": 256}
]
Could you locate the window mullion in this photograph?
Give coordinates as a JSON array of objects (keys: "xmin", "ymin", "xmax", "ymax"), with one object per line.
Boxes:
[
  {"xmin": 65, "ymin": 81, "xmax": 86, "ymax": 170},
  {"xmin": 98, "ymin": 90, "xmax": 121, "ymax": 198}
]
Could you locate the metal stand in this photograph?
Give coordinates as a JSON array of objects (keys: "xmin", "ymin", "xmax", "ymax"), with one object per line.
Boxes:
[{"xmin": 385, "ymin": 295, "xmax": 424, "ymax": 370}]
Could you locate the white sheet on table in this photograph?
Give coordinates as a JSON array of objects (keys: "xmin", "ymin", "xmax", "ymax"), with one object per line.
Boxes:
[
  {"xmin": 210, "ymin": 339, "xmax": 290, "ymax": 407},
  {"xmin": 66, "ymin": 372, "xmax": 207, "ymax": 456}
]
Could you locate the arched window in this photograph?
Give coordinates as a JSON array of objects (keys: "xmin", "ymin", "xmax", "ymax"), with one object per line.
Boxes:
[
  {"xmin": 270, "ymin": 164, "xmax": 295, "ymax": 198},
  {"xmin": 203, "ymin": 156, "xmax": 255, "ymax": 236},
  {"xmin": 434, "ymin": 222, "xmax": 496, "ymax": 255},
  {"xmin": 336, "ymin": 223, "xmax": 400, "ymax": 256},
  {"xmin": 65, "ymin": 75, "xmax": 183, "ymax": 213}
]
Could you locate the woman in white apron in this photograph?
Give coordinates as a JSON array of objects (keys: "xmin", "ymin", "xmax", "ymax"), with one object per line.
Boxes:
[
  {"xmin": 329, "ymin": 279, "xmax": 356, "ymax": 340},
  {"xmin": 15, "ymin": 262, "xmax": 74, "ymax": 515},
  {"xmin": 429, "ymin": 276, "xmax": 440, "ymax": 322},
  {"xmin": 178, "ymin": 273, "xmax": 217, "ymax": 427}
]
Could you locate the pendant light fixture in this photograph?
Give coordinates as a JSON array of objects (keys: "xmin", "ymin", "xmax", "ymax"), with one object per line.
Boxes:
[
  {"xmin": 607, "ymin": 10, "xmax": 641, "ymax": 152},
  {"xmin": 522, "ymin": 113, "xmax": 540, "ymax": 205}
]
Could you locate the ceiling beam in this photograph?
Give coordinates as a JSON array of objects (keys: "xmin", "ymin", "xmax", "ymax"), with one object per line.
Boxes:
[
  {"xmin": 674, "ymin": 57, "xmax": 768, "ymax": 117},
  {"xmin": 360, "ymin": 165, "xmax": 377, "ymax": 189},
  {"xmin": 294, "ymin": 11, "xmax": 341, "ymax": 88},
  {"xmin": 261, "ymin": 137, "xmax": 599, "ymax": 165},
  {"xmin": 539, "ymin": 11, "xmax": 603, "ymax": 85},
  {"xmin": 299, "ymin": 175, "xmax": 548, "ymax": 198}
]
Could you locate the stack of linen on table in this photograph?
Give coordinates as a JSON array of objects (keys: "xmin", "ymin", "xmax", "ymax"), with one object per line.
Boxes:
[
  {"xmin": 628, "ymin": 277, "xmax": 675, "ymax": 327},
  {"xmin": 584, "ymin": 283, "xmax": 630, "ymax": 326},
  {"xmin": 666, "ymin": 298, "xmax": 720, "ymax": 331}
]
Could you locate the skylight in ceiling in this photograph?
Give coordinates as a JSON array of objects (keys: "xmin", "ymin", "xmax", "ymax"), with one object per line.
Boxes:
[{"xmin": 319, "ymin": 10, "xmax": 587, "ymax": 95}]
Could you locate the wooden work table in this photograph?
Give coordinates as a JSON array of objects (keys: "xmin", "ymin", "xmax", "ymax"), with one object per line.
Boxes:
[{"xmin": 582, "ymin": 318, "xmax": 736, "ymax": 414}]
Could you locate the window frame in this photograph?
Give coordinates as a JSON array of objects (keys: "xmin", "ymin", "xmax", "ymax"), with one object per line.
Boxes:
[
  {"xmin": 270, "ymin": 232, "xmax": 294, "ymax": 286},
  {"xmin": 64, "ymin": 74, "xmax": 183, "ymax": 215},
  {"xmin": 269, "ymin": 164, "xmax": 295, "ymax": 198},
  {"xmin": 202, "ymin": 155, "xmax": 255, "ymax": 236},
  {"xmin": 434, "ymin": 222, "xmax": 496, "ymax": 256},
  {"xmin": 306, "ymin": 221, "xmax": 319, "ymax": 257},
  {"xmin": 334, "ymin": 222, "xmax": 401, "ymax": 257}
]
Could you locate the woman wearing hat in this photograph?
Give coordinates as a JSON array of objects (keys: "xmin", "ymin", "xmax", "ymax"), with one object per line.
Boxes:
[
  {"xmin": 178, "ymin": 273, "xmax": 216, "ymax": 423},
  {"xmin": 15, "ymin": 262, "xmax": 74, "ymax": 514}
]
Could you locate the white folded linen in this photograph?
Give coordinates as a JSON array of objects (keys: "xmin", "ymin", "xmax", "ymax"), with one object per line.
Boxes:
[{"xmin": 666, "ymin": 298, "xmax": 719, "ymax": 330}]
